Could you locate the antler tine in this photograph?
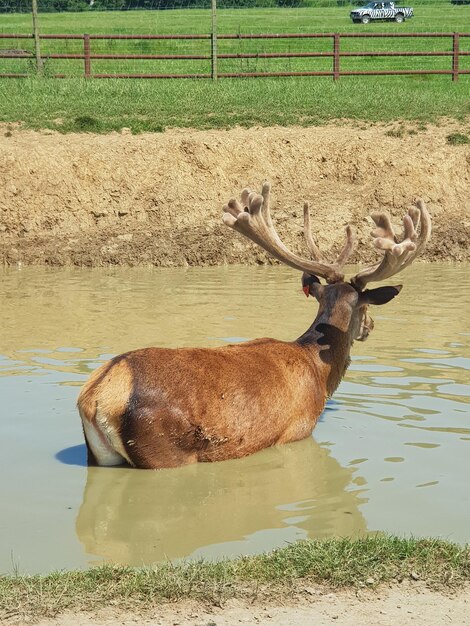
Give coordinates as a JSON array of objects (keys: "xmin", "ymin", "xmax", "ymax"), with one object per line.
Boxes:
[
  {"xmin": 350, "ymin": 200, "xmax": 431, "ymax": 291},
  {"xmin": 260, "ymin": 181, "xmax": 274, "ymax": 227},
  {"xmin": 303, "ymin": 202, "xmax": 355, "ymax": 268},
  {"xmin": 303, "ymin": 202, "xmax": 322, "ymax": 261},
  {"xmin": 335, "ymin": 225, "xmax": 355, "ymax": 267},
  {"xmin": 223, "ymin": 182, "xmax": 346, "ymax": 284}
]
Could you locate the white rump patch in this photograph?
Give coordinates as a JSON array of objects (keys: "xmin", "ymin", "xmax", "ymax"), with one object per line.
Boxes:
[{"xmin": 82, "ymin": 416, "xmax": 127, "ymax": 466}]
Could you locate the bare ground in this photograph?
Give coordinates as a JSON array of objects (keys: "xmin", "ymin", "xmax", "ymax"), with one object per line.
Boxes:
[
  {"xmin": 21, "ymin": 584, "xmax": 470, "ymax": 626},
  {"xmin": 0, "ymin": 121, "xmax": 469, "ymax": 267}
]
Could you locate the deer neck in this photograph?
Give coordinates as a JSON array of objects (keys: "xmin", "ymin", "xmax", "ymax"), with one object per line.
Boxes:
[{"xmin": 296, "ymin": 311, "xmax": 353, "ymax": 397}]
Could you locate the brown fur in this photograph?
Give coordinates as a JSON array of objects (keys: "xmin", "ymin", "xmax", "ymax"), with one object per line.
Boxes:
[{"xmin": 78, "ymin": 339, "xmax": 329, "ymax": 469}]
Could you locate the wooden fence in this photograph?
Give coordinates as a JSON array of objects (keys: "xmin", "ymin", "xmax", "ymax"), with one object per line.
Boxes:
[{"xmin": 0, "ymin": 32, "xmax": 468, "ymax": 80}]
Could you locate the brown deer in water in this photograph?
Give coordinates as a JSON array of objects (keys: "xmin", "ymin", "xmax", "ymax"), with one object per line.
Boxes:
[{"xmin": 78, "ymin": 183, "xmax": 431, "ymax": 469}]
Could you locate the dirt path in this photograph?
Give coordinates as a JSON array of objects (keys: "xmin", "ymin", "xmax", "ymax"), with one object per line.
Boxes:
[
  {"xmin": 27, "ymin": 584, "xmax": 470, "ymax": 626},
  {"xmin": 0, "ymin": 121, "xmax": 469, "ymax": 267}
]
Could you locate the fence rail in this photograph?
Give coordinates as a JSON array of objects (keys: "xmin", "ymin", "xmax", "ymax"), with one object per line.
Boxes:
[{"xmin": 0, "ymin": 31, "xmax": 468, "ymax": 80}]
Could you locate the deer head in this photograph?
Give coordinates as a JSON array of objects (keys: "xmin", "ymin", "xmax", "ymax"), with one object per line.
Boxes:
[{"xmin": 223, "ymin": 182, "xmax": 431, "ymax": 348}]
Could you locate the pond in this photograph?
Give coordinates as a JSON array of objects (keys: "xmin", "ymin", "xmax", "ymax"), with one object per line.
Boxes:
[{"xmin": 1, "ymin": 263, "xmax": 469, "ymax": 574}]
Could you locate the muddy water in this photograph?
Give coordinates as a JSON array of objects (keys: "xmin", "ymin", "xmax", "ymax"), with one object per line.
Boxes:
[{"xmin": 0, "ymin": 264, "xmax": 469, "ymax": 574}]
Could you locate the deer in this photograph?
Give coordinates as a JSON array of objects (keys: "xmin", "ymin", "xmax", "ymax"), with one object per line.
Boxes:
[{"xmin": 78, "ymin": 182, "xmax": 431, "ymax": 470}]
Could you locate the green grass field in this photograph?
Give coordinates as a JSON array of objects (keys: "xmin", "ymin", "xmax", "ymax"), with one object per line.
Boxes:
[
  {"xmin": 1, "ymin": 1, "xmax": 469, "ymax": 35},
  {"xmin": 0, "ymin": 72, "xmax": 468, "ymax": 132},
  {"xmin": 0, "ymin": 3, "xmax": 468, "ymax": 131},
  {"xmin": 1, "ymin": 3, "xmax": 469, "ymax": 76}
]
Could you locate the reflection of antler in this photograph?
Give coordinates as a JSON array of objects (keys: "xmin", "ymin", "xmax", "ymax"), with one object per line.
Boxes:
[
  {"xmin": 350, "ymin": 200, "xmax": 431, "ymax": 290},
  {"xmin": 223, "ymin": 182, "xmax": 354, "ymax": 284}
]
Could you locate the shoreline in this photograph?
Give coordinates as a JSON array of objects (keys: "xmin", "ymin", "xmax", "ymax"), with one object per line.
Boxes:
[{"xmin": 2, "ymin": 536, "xmax": 470, "ymax": 625}]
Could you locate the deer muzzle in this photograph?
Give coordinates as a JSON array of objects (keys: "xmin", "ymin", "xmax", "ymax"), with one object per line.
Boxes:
[{"xmin": 356, "ymin": 309, "xmax": 375, "ymax": 342}]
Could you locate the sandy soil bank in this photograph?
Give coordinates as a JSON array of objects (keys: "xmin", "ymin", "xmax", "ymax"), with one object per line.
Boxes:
[
  {"xmin": 0, "ymin": 121, "xmax": 469, "ymax": 267},
  {"xmin": 22, "ymin": 583, "xmax": 470, "ymax": 626}
]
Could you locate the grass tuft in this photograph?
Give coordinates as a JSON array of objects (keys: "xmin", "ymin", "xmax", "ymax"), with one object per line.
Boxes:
[
  {"xmin": 385, "ymin": 127, "xmax": 406, "ymax": 138},
  {"xmin": 73, "ymin": 114, "xmax": 102, "ymax": 131},
  {"xmin": 446, "ymin": 132, "xmax": 470, "ymax": 145}
]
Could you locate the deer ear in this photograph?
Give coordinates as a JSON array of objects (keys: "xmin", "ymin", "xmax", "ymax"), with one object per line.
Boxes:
[
  {"xmin": 301, "ymin": 272, "xmax": 322, "ymax": 298},
  {"xmin": 309, "ymin": 282, "xmax": 325, "ymax": 301},
  {"xmin": 358, "ymin": 285, "xmax": 402, "ymax": 306}
]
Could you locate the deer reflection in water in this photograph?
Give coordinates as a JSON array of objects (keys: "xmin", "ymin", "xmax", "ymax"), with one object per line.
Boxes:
[{"xmin": 76, "ymin": 436, "xmax": 367, "ymax": 565}]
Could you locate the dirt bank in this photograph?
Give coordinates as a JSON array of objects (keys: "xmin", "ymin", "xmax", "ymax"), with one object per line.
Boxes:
[
  {"xmin": 0, "ymin": 121, "xmax": 469, "ymax": 267},
  {"xmin": 23, "ymin": 584, "xmax": 470, "ymax": 626}
]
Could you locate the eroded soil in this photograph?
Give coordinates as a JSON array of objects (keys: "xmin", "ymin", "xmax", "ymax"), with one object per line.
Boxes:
[
  {"xmin": 11, "ymin": 583, "xmax": 470, "ymax": 626},
  {"xmin": 0, "ymin": 121, "xmax": 469, "ymax": 267}
]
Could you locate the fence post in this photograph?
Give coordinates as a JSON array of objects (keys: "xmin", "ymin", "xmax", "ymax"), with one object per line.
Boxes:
[
  {"xmin": 211, "ymin": 0, "xmax": 218, "ymax": 80},
  {"xmin": 333, "ymin": 33, "xmax": 340, "ymax": 81},
  {"xmin": 84, "ymin": 33, "xmax": 91, "ymax": 78},
  {"xmin": 452, "ymin": 32, "xmax": 459, "ymax": 82},
  {"xmin": 31, "ymin": 0, "xmax": 42, "ymax": 75}
]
